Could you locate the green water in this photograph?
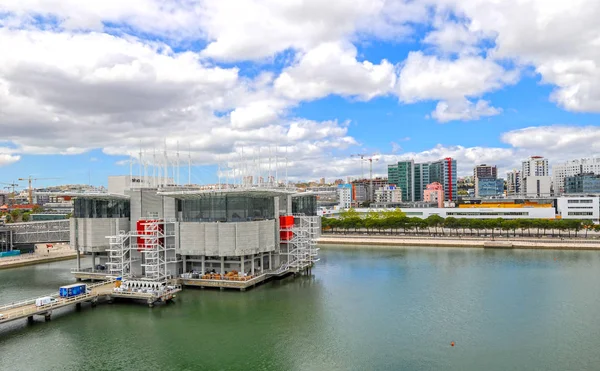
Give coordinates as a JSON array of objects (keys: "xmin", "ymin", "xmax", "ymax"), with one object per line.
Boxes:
[{"xmin": 1, "ymin": 247, "xmax": 600, "ymax": 371}]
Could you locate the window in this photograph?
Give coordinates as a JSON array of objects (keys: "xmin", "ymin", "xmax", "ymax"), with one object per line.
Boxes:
[{"xmin": 568, "ymin": 212, "xmax": 593, "ymax": 216}]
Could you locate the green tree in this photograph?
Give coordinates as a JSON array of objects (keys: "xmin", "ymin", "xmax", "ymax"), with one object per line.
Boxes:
[
  {"xmin": 364, "ymin": 211, "xmax": 381, "ymax": 233},
  {"xmin": 444, "ymin": 217, "xmax": 459, "ymax": 236},
  {"xmin": 582, "ymin": 220, "xmax": 594, "ymax": 238},
  {"xmin": 425, "ymin": 214, "xmax": 444, "ymax": 236},
  {"xmin": 66, "ymin": 212, "xmax": 73, "ymax": 219},
  {"xmin": 4, "ymin": 214, "xmax": 11, "ymax": 223},
  {"xmin": 10, "ymin": 209, "xmax": 20, "ymax": 222},
  {"xmin": 21, "ymin": 212, "xmax": 31, "ymax": 222}
]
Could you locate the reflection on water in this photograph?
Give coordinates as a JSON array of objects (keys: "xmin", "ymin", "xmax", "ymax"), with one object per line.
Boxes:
[{"xmin": 1, "ymin": 247, "xmax": 600, "ymax": 371}]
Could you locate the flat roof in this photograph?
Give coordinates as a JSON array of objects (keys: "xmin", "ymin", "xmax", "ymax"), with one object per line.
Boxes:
[
  {"xmin": 157, "ymin": 187, "xmax": 298, "ymax": 199},
  {"xmin": 34, "ymin": 192, "xmax": 130, "ymax": 200}
]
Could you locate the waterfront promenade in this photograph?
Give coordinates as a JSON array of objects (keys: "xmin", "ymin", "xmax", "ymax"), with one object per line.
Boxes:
[
  {"xmin": 318, "ymin": 235, "xmax": 600, "ymax": 250},
  {"xmin": 0, "ymin": 244, "xmax": 76, "ymax": 270}
]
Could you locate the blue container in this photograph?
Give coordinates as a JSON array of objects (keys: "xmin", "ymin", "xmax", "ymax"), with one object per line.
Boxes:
[
  {"xmin": 0, "ymin": 250, "xmax": 21, "ymax": 258},
  {"xmin": 59, "ymin": 283, "xmax": 87, "ymax": 298}
]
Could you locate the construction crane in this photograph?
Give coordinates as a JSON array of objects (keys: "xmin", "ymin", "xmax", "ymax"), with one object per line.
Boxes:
[
  {"xmin": 351, "ymin": 154, "xmax": 367, "ymax": 179},
  {"xmin": 0, "ymin": 182, "xmax": 19, "ymax": 206},
  {"xmin": 18, "ymin": 176, "xmax": 60, "ymax": 205},
  {"xmin": 351, "ymin": 154, "xmax": 380, "ymax": 201}
]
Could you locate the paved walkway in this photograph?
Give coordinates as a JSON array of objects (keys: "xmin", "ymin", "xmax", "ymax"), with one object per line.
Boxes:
[
  {"xmin": 0, "ymin": 247, "xmax": 76, "ymax": 269},
  {"xmin": 318, "ymin": 235, "xmax": 600, "ymax": 250}
]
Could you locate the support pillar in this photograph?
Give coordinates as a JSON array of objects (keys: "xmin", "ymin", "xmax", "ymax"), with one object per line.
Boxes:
[
  {"xmin": 251, "ymin": 254, "xmax": 255, "ymax": 275},
  {"xmin": 241, "ymin": 255, "xmax": 245, "ymax": 275},
  {"xmin": 182, "ymin": 255, "xmax": 187, "ymax": 274},
  {"xmin": 260, "ymin": 253, "xmax": 264, "ymax": 273},
  {"xmin": 76, "ymin": 249, "xmax": 81, "ymax": 270},
  {"xmin": 27, "ymin": 316, "xmax": 34, "ymax": 324},
  {"xmin": 44, "ymin": 313, "xmax": 51, "ymax": 322},
  {"xmin": 268, "ymin": 252, "xmax": 272, "ymax": 270},
  {"xmin": 220, "ymin": 257, "xmax": 224, "ymax": 275},
  {"xmin": 91, "ymin": 252, "xmax": 96, "ymax": 272},
  {"xmin": 201, "ymin": 255, "xmax": 205, "ymax": 273},
  {"xmin": 75, "ymin": 303, "xmax": 82, "ymax": 310}
]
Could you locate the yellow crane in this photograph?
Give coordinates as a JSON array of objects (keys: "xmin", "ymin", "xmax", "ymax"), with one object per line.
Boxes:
[{"xmin": 18, "ymin": 177, "xmax": 60, "ymax": 205}]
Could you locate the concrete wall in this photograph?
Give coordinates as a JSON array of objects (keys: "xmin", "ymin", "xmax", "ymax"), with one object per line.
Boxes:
[
  {"xmin": 126, "ymin": 189, "xmax": 177, "ymax": 231},
  {"xmin": 556, "ymin": 196, "xmax": 600, "ymax": 223},
  {"xmin": 177, "ymin": 220, "xmax": 276, "ymax": 256},
  {"xmin": 70, "ymin": 217, "xmax": 129, "ymax": 253},
  {"xmin": 321, "ymin": 207, "xmax": 556, "ymax": 219}
]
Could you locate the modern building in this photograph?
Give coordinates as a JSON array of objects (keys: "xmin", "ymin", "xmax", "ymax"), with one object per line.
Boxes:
[
  {"xmin": 506, "ymin": 170, "xmax": 521, "ymax": 197},
  {"xmin": 70, "ymin": 182, "xmax": 320, "ymax": 284},
  {"xmin": 321, "ymin": 206, "xmax": 556, "ymax": 220},
  {"xmin": 553, "ymin": 157, "xmax": 600, "ymax": 195},
  {"xmin": 428, "ymin": 158, "xmax": 457, "ymax": 201},
  {"xmin": 387, "ymin": 158, "xmax": 456, "ymax": 202},
  {"xmin": 474, "ymin": 164, "xmax": 497, "ymax": 179},
  {"xmin": 476, "ymin": 178, "xmax": 504, "ymax": 198},
  {"xmin": 337, "ymin": 184, "xmax": 353, "ymax": 209},
  {"xmin": 374, "ymin": 185, "xmax": 402, "ymax": 204},
  {"xmin": 556, "ymin": 196, "xmax": 600, "ymax": 223},
  {"xmin": 423, "ymin": 182, "xmax": 444, "ymax": 208},
  {"xmin": 521, "ymin": 156, "xmax": 551, "ymax": 197},
  {"xmin": 564, "ymin": 173, "xmax": 600, "ymax": 194},
  {"xmin": 388, "ymin": 161, "xmax": 414, "ymax": 202}
]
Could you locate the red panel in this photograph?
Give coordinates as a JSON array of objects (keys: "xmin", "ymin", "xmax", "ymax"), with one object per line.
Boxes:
[{"xmin": 280, "ymin": 231, "xmax": 293, "ymax": 241}]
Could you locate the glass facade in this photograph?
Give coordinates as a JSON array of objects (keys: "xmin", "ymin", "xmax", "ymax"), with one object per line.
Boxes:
[
  {"xmin": 292, "ymin": 195, "xmax": 317, "ymax": 216},
  {"xmin": 74, "ymin": 198, "xmax": 130, "ymax": 218},
  {"xmin": 178, "ymin": 195, "xmax": 275, "ymax": 222}
]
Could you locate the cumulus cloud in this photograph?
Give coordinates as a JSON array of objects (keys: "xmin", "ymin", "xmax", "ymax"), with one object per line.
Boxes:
[
  {"xmin": 274, "ymin": 42, "xmax": 396, "ymax": 101},
  {"xmin": 431, "ymin": 99, "xmax": 501, "ymax": 123},
  {"xmin": 397, "ymin": 51, "xmax": 518, "ymax": 104}
]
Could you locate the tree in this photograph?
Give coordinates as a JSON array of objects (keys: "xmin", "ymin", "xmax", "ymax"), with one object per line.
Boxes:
[
  {"xmin": 340, "ymin": 208, "xmax": 360, "ymax": 221},
  {"xmin": 4, "ymin": 214, "xmax": 11, "ymax": 223},
  {"xmin": 444, "ymin": 217, "xmax": 459, "ymax": 236},
  {"xmin": 66, "ymin": 212, "xmax": 72, "ymax": 219},
  {"xmin": 425, "ymin": 215, "xmax": 444, "ymax": 236},
  {"xmin": 365, "ymin": 211, "xmax": 381, "ymax": 233},
  {"xmin": 21, "ymin": 212, "xmax": 31, "ymax": 222},
  {"xmin": 10, "ymin": 209, "xmax": 20, "ymax": 222},
  {"xmin": 582, "ymin": 220, "xmax": 594, "ymax": 238},
  {"xmin": 32, "ymin": 205, "xmax": 43, "ymax": 213}
]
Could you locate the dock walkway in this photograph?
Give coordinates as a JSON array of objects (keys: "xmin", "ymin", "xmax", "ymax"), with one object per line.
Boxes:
[{"xmin": 0, "ymin": 280, "xmax": 182, "ymax": 325}]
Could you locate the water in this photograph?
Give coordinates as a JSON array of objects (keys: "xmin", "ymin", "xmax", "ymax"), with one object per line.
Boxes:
[{"xmin": 1, "ymin": 247, "xmax": 600, "ymax": 371}]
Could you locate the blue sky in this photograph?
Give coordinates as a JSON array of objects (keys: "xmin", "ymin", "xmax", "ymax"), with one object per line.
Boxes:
[{"xmin": 0, "ymin": 0, "xmax": 599, "ymax": 189}]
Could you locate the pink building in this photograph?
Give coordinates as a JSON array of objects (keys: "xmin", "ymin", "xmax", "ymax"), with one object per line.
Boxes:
[{"xmin": 424, "ymin": 182, "xmax": 444, "ymax": 208}]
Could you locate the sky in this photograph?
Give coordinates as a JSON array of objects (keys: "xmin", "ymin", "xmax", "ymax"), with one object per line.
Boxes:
[{"xmin": 1, "ymin": 0, "xmax": 600, "ymax": 189}]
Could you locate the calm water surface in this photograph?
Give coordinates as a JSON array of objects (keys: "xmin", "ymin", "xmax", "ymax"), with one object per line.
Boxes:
[{"xmin": 1, "ymin": 247, "xmax": 600, "ymax": 371}]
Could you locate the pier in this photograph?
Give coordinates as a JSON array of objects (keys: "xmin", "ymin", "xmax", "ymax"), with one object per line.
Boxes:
[{"xmin": 0, "ymin": 279, "xmax": 182, "ymax": 325}]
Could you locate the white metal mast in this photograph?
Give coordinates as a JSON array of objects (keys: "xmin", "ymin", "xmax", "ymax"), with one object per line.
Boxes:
[
  {"xmin": 188, "ymin": 144, "xmax": 191, "ymax": 186},
  {"xmin": 177, "ymin": 141, "xmax": 180, "ymax": 186}
]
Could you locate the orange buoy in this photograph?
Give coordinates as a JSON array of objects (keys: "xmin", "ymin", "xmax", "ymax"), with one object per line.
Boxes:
[{"xmin": 451, "ymin": 342, "xmax": 455, "ymax": 347}]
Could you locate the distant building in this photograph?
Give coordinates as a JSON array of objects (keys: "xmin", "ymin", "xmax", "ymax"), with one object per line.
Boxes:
[
  {"xmin": 351, "ymin": 178, "xmax": 388, "ymax": 203},
  {"xmin": 388, "ymin": 160, "xmax": 415, "ymax": 202},
  {"xmin": 337, "ymin": 184, "xmax": 353, "ymax": 208},
  {"xmin": 553, "ymin": 157, "xmax": 600, "ymax": 195},
  {"xmin": 474, "ymin": 164, "xmax": 497, "ymax": 179},
  {"xmin": 319, "ymin": 178, "xmax": 325, "ymax": 185},
  {"xmin": 476, "ymin": 178, "xmax": 504, "ymax": 198},
  {"xmin": 521, "ymin": 156, "xmax": 551, "ymax": 197},
  {"xmin": 334, "ymin": 179, "xmax": 344, "ymax": 185},
  {"xmin": 556, "ymin": 196, "xmax": 600, "ymax": 223},
  {"xmin": 387, "ymin": 157, "xmax": 456, "ymax": 202},
  {"xmin": 423, "ymin": 182, "xmax": 444, "ymax": 208},
  {"xmin": 374, "ymin": 185, "xmax": 402, "ymax": 204},
  {"xmin": 506, "ymin": 170, "xmax": 521, "ymax": 197},
  {"xmin": 564, "ymin": 173, "xmax": 600, "ymax": 194}
]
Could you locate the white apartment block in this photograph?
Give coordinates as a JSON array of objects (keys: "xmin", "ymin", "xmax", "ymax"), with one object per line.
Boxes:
[
  {"xmin": 552, "ymin": 157, "xmax": 600, "ymax": 195},
  {"xmin": 374, "ymin": 186, "xmax": 402, "ymax": 204},
  {"xmin": 337, "ymin": 185, "xmax": 353, "ymax": 209},
  {"xmin": 521, "ymin": 156, "xmax": 551, "ymax": 197}
]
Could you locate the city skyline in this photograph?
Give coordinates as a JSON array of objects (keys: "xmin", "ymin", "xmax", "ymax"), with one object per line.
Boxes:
[{"xmin": 1, "ymin": 1, "xmax": 600, "ymax": 186}]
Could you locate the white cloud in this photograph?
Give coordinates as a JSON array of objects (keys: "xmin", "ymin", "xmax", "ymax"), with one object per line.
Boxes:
[
  {"xmin": 397, "ymin": 51, "xmax": 518, "ymax": 104},
  {"xmin": 501, "ymin": 125, "xmax": 600, "ymax": 154},
  {"xmin": 274, "ymin": 42, "xmax": 396, "ymax": 101},
  {"xmin": 431, "ymin": 99, "xmax": 501, "ymax": 123},
  {"xmin": 430, "ymin": 0, "xmax": 600, "ymax": 113}
]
